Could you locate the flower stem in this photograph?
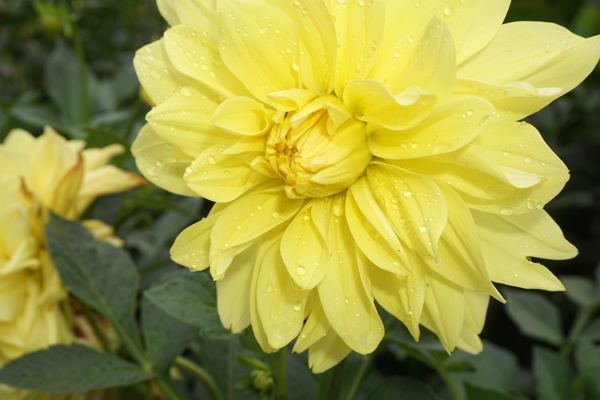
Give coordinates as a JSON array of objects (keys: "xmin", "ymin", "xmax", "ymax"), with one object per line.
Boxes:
[
  {"xmin": 174, "ymin": 356, "xmax": 222, "ymax": 400},
  {"xmin": 318, "ymin": 359, "xmax": 347, "ymax": 400},
  {"xmin": 343, "ymin": 354, "xmax": 372, "ymax": 400},
  {"xmin": 156, "ymin": 370, "xmax": 186, "ymax": 400},
  {"xmin": 78, "ymin": 299, "xmax": 112, "ymax": 353},
  {"xmin": 268, "ymin": 348, "xmax": 288, "ymax": 400}
]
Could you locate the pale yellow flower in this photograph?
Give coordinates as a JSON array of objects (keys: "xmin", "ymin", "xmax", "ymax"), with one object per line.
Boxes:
[
  {"xmin": 0, "ymin": 127, "xmax": 144, "ymax": 399},
  {"xmin": 132, "ymin": 0, "xmax": 600, "ymax": 372}
]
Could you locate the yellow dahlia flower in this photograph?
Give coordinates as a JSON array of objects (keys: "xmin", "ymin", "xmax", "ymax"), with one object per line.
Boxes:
[
  {"xmin": 0, "ymin": 127, "xmax": 143, "ymax": 399},
  {"xmin": 132, "ymin": 0, "xmax": 600, "ymax": 372}
]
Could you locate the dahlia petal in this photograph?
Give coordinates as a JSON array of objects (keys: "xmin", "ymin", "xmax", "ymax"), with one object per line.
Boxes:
[
  {"xmin": 481, "ymin": 242, "xmax": 566, "ymax": 291},
  {"xmin": 280, "ymin": 0, "xmax": 336, "ymax": 95},
  {"xmin": 212, "ymin": 96, "xmax": 273, "ymax": 136},
  {"xmin": 434, "ymin": 187, "xmax": 503, "ymax": 301},
  {"xmin": 184, "ymin": 145, "xmax": 266, "ymax": 202},
  {"xmin": 209, "ymin": 189, "xmax": 303, "ymax": 279},
  {"xmin": 170, "ymin": 212, "xmax": 220, "ymax": 271},
  {"xmin": 346, "ymin": 186, "xmax": 409, "ymax": 275},
  {"xmin": 367, "ymin": 163, "xmax": 447, "ymax": 260},
  {"xmin": 267, "ymin": 89, "xmax": 319, "ymax": 112},
  {"xmin": 157, "ymin": 0, "xmax": 217, "ymax": 35},
  {"xmin": 317, "ymin": 194, "xmax": 384, "ymax": 354},
  {"xmin": 308, "ymin": 330, "xmax": 352, "ymax": 374},
  {"xmin": 218, "ymin": 0, "xmax": 299, "ymax": 103},
  {"xmin": 453, "ymin": 78, "xmax": 562, "ymax": 120},
  {"xmin": 0, "ymin": 272, "xmax": 28, "ymax": 322},
  {"xmin": 281, "ymin": 204, "xmax": 329, "ymax": 290},
  {"xmin": 456, "ymin": 329, "xmax": 483, "ymax": 354},
  {"xmin": 369, "ymin": 255, "xmax": 426, "ymax": 339},
  {"xmin": 421, "ymin": 273, "xmax": 465, "ymax": 352},
  {"xmin": 146, "ymin": 86, "xmax": 235, "ymax": 158},
  {"xmin": 368, "ymin": 96, "xmax": 494, "ymax": 159},
  {"xmin": 344, "ymin": 79, "xmax": 437, "ymax": 130},
  {"xmin": 459, "ymin": 22, "xmax": 600, "ymax": 109},
  {"xmin": 474, "ymin": 209, "xmax": 577, "ymax": 260},
  {"xmin": 134, "ymin": 40, "xmax": 197, "ymax": 105},
  {"xmin": 254, "ymin": 233, "xmax": 309, "ymax": 349},
  {"xmin": 164, "ymin": 25, "xmax": 250, "ymax": 99},
  {"xmin": 131, "ymin": 124, "xmax": 196, "ymax": 196},
  {"xmin": 293, "ymin": 297, "xmax": 329, "ymax": 354},
  {"xmin": 216, "ymin": 245, "xmax": 256, "ymax": 333},
  {"xmin": 330, "ymin": 0, "xmax": 385, "ymax": 96}
]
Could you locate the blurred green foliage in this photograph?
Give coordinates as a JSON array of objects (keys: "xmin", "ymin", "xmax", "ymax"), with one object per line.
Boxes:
[{"xmin": 0, "ymin": 0, "xmax": 599, "ymax": 399}]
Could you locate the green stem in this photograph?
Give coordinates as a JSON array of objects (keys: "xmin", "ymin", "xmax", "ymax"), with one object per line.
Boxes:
[
  {"xmin": 343, "ymin": 354, "xmax": 372, "ymax": 400},
  {"xmin": 70, "ymin": 14, "xmax": 90, "ymax": 126},
  {"xmin": 175, "ymin": 356, "xmax": 222, "ymax": 400},
  {"xmin": 78, "ymin": 299, "xmax": 112, "ymax": 353},
  {"xmin": 561, "ymin": 304, "xmax": 600, "ymax": 356},
  {"xmin": 269, "ymin": 348, "xmax": 287, "ymax": 400},
  {"xmin": 318, "ymin": 359, "xmax": 347, "ymax": 400},
  {"xmin": 156, "ymin": 370, "xmax": 186, "ymax": 400},
  {"xmin": 437, "ymin": 367, "xmax": 461, "ymax": 400}
]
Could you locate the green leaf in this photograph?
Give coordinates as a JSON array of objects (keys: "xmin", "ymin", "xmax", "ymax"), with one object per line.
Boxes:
[
  {"xmin": 574, "ymin": 340, "xmax": 600, "ymax": 399},
  {"xmin": 141, "ymin": 296, "xmax": 197, "ymax": 371},
  {"xmin": 9, "ymin": 103, "xmax": 64, "ymax": 130},
  {"xmin": 449, "ymin": 341, "xmax": 520, "ymax": 399},
  {"xmin": 533, "ymin": 346, "xmax": 573, "ymax": 400},
  {"xmin": 504, "ymin": 288, "xmax": 564, "ymax": 346},
  {"xmin": 144, "ymin": 272, "xmax": 232, "ymax": 339},
  {"xmin": 581, "ymin": 318, "xmax": 600, "ymax": 342},
  {"xmin": 465, "ymin": 384, "xmax": 521, "ymax": 400},
  {"xmin": 44, "ymin": 214, "xmax": 144, "ymax": 357},
  {"xmin": 560, "ymin": 275, "xmax": 599, "ymax": 306},
  {"xmin": 366, "ymin": 377, "xmax": 441, "ymax": 400},
  {"xmin": 45, "ymin": 41, "xmax": 89, "ymax": 126},
  {"xmin": 0, "ymin": 344, "xmax": 152, "ymax": 394}
]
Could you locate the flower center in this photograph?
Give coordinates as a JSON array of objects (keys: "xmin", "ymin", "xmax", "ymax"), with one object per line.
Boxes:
[{"xmin": 252, "ymin": 95, "xmax": 372, "ymax": 199}]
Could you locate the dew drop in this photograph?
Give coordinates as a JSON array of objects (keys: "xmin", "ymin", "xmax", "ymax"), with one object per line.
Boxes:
[
  {"xmin": 272, "ymin": 211, "xmax": 281, "ymax": 218},
  {"xmin": 207, "ymin": 155, "xmax": 216, "ymax": 164},
  {"xmin": 523, "ymin": 157, "xmax": 532, "ymax": 163},
  {"xmin": 403, "ymin": 191, "xmax": 413, "ymax": 198},
  {"xmin": 180, "ymin": 87, "xmax": 193, "ymax": 97},
  {"xmin": 333, "ymin": 205, "xmax": 343, "ymax": 217},
  {"xmin": 296, "ymin": 266, "xmax": 306, "ymax": 276},
  {"xmin": 419, "ymin": 226, "xmax": 429, "ymax": 232},
  {"xmin": 500, "ymin": 208, "xmax": 515, "ymax": 216},
  {"xmin": 293, "ymin": 303, "xmax": 302, "ymax": 312}
]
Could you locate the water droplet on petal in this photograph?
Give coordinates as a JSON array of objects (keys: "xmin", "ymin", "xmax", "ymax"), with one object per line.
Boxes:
[
  {"xmin": 500, "ymin": 208, "xmax": 515, "ymax": 216},
  {"xmin": 296, "ymin": 266, "xmax": 306, "ymax": 276},
  {"xmin": 207, "ymin": 155, "xmax": 216, "ymax": 164}
]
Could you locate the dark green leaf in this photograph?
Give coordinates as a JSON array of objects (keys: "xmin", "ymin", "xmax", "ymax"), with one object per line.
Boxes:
[
  {"xmin": 533, "ymin": 346, "xmax": 573, "ymax": 400},
  {"xmin": 504, "ymin": 288, "xmax": 564, "ymax": 346},
  {"xmin": 9, "ymin": 104, "xmax": 64, "ymax": 130},
  {"xmin": 581, "ymin": 318, "xmax": 600, "ymax": 342},
  {"xmin": 465, "ymin": 384, "xmax": 520, "ymax": 400},
  {"xmin": 366, "ymin": 377, "xmax": 441, "ymax": 400},
  {"xmin": 144, "ymin": 272, "xmax": 231, "ymax": 339},
  {"xmin": 141, "ymin": 296, "xmax": 197, "ymax": 371},
  {"xmin": 449, "ymin": 341, "xmax": 520, "ymax": 398},
  {"xmin": 45, "ymin": 42, "xmax": 89, "ymax": 126},
  {"xmin": 44, "ymin": 214, "xmax": 143, "ymax": 353},
  {"xmin": 0, "ymin": 344, "xmax": 152, "ymax": 394},
  {"xmin": 561, "ymin": 275, "xmax": 599, "ymax": 306},
  {"xmin": 574, "ymin": 340, "xmax": 600, "ymax": 399}
]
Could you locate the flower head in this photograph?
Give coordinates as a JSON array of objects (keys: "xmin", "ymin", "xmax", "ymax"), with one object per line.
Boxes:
[
  {"xmin": 132, "ymin": 0, "xmax": 600, "ymax": 372},
  {"xmin": 0, "ymin": 127, "xmax": 144, "ymax": 398}
]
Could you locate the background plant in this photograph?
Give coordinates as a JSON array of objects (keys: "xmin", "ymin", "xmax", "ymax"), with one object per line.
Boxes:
[{"xmin": 0, "ymin": 0, "xmax": 599, "ymax": 399}]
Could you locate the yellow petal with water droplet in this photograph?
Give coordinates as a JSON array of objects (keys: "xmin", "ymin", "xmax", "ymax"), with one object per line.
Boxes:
[
  {"xmin": 368, "ymin": 96, "xmax": 494, "ymax": 159},
  {"xmin": 459, "ymin": 22, "xmax": 600, "ymax": 99},
  {"xmin": 281, "ymin": 203, "xmax": 329, "ymax": 290},
  {"xmin": 134, "ymin": 40, "xmax": 198, "ymax": 105},
  {"xmin": 131, "ymin": 124, "xmax": 196, "ymax": 196},
  {"xmin": 420, "ymin": 272, "xmax": 465, "ymax": 353},
  {"xmin": 216, "ymin": 244, "xmax": 257, "ymax": 333},
  {"xmin": 346, "ymin": 185, "xmax": 409, "ymax": 275},
  {"xmin": 369, "ymin": 252, "xmax": 426, "ymax": 340},
  {"xmin": 146, "ymin": 86, "xmax": 235, "ymax": 158},
  {"xmin": 432, "ymin": 186, "xmax": 503, "ymax": 301},
  {"xmin": 218, "ymin": 0, "xmax": 299, "ymax": 103},
  {"xmin": 367, "ymin": 163, "xmax": 447, "ymax": 260},
  {"xmin": 171, "ymin": 210, "xmax": 221, "ymax": 271},
  {"xmin": 212, "ymin": 96, "xmax": 274, "ymax": 136},
  {"xmin": 164, "ymin": 25, "xmax": 251, "ymax": 99},
  {"xmin": 209, "ymin": 188, "xmax": 303, "ymax": 279},
  {"xmin": 330, "ymin": 0, "xmax": 385, "ymax": 97},
  {"xmin": 254, "ymin": 231, "xmax": 309, "ymax": 349},
  {"xmin": 316, "ymin": 193, "xmax": 384, "ymax": 354},
  {"xmin": 308, "ymin": 330, "xmax": 352, "ymax": 374}
]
